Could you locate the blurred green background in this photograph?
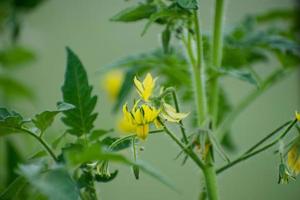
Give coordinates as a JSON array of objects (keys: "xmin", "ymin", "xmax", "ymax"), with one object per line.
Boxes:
[{"xmin": 1, "ymin": 0, "xmax": 299, "ymax": 199}]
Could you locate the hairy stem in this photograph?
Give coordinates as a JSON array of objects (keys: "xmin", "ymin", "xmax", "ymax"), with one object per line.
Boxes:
[
  {"xmin": 161, "ymin": 121, "xmax": 205, "ymax": 169},
  {"xmin": 22, "ymin": 128, "xmax": 58, "ymax": 162},
  {"xmin": 209, "ymin": 0, "xmax": 225, "ymax": 128},
  {"xmin": 192, "ymin": 10, "xmax": 208, "ymax": 125},
  {"xmin": 242, "ymin": 120, "xmax": 291, "ymax": 155},
  {"xmin": 217, "ymin": 119, "xmax": 297, "ymax": 174},
  {"xmin": 203, "ymin": 157, "xmax": 219, "ymax": 200}
]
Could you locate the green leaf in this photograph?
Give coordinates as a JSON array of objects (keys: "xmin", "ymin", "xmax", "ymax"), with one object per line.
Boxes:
[
  {"xmin": 218, "ymin": 68, "xmax": 259, "ymax": 87},
  {"xmin": 113, "ymin": 69, "xmax": 136, "ymax": 112},
  {"xmin": 141, "ymin": 8, "xmax": 189, "ymax": 36},
  {"xmin": 222, "ymin": 46, "xmax": 267, "ymax": 69},
  {"xmin": 89, "ymin": 129, "xmax": 113, "ymax": 141},
  {"xmin": 6, "ymin": 140, "xmax": 23, "ymax": 184},
  {"xmin": 176, "ymin": 0, "xmax": 198, "ymax": 10},
  {"xmin": 101, "ymin": 136, "xmax": 132, "ymax": 151},
  {"xmin": 0, "ymin": 176, "xmax": 27, "ymax": 200},
  {"xmin": 0, "ymin": 108, "xmax": 24, "ymax": 136},
  {"xmin": 64, "ymin": 143, "xmax": 178, "ymax": 192},
  {"xmin": 243, "ymin": 33, "xmax": 300, "ymax": 56},
  {"xmin": 63, "ymin": 143, "xmax": 131, "ymax": 166},
  {"xmin": 110, "ymin": 4, "xmax": 157, "ymax": 22},
  {"xmin": 19, "ymin": 162, "xmax": 80, "ymax": 200},
  {"xmin": 61, "ymin": 47, "xmax": 98, "ymax": 136},
  {"xmin": 0, "ymin": 75, "xmax": 34, "ymax": 100},
  {"xmin": 0, "ymin": 46, "xmax": 35, "ymax": 67},
  {"xmin": 32, "ymin": 102, "xmax": 74, "ymax": 133},
  {"xmin": 52, "ymin": 132, "xmax": 67, "ymax": 149},
  {"xmin": 255, "ymin": 9, "xmax": 296, "ymax": 23}
]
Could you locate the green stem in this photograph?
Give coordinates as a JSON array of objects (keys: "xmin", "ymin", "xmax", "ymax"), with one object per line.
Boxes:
[
  {"xmin": 109, "ymin": 129, "xmax": 164, "ymax": 150},
  {"xmin": 209, "ymin": 0, "xmax": 225, "ymax": 127},
  {"xmin": 171, "ymin": 90, "xmax": 188, "ymax": 144},
  {"xmin": 22, "ymin": 128, "xmax": 58, "ymax": 162},
  {"xmin": 217, "ymin": 119, "xmax": 297, "ymax": 174},
  {"xmin": 132, "ymin": 137, "xmax": 137, "ymax": 161},
  {"xmin": 161, "ymin": 121, "xmax": 205, "ymax": 169},
  {"xmin": 216, "ymin": 69, "xmax": 288, "ymax": 141},
  {"xmin": 199, "ymin": 186, "xmax": 207, "ymax": 200},
  {"xmin": 242, "ymin": 120, "xmax": 291, "ymax": 155},
  {"xmin": 203, "ymin": 154, "xmax": 219, "ymax": 200},
  {"xmin": 192, "ymin": 10, "xmax": 208, "ymax": 125}
]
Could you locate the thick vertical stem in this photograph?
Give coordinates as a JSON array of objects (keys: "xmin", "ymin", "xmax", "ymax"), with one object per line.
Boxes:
[
  {"xmin": 209, "ymin": 0, "xmax": 225, "ymax": 127},
  {"xmin": 203, "ymin": 160, "xmax": 219, "ymax": 200},
  {"xmin": 192, "ymin": 5, "xmax": 219, "ymax": 200},
  {"xmin": 193, "ymin": 10, "xmax": 208, "ymax": 126}
]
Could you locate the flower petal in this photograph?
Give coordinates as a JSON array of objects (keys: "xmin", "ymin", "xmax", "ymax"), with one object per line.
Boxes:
[
  {"xmin": 134, "ymin": 76, "xmax": 144, "ymax": 97},
  {"xmin": 136, "ymin": 124, "xmax": 149, "ymax": 140}
]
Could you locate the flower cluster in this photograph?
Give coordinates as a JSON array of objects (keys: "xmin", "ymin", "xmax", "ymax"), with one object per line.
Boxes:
[{"xmin": 118, "ymin": 73, "xmax": 188, "ymax": 140}]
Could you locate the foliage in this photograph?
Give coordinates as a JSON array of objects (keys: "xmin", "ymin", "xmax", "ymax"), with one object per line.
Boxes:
[
  {"xmin": 0, "ymin": 47, "xmax": 178, "ymax": 200},
  {"xmin": 61, "ymin": 48, "xmax": 98, "ymax": 136},
  {"xmin": 0, "ymin": 1, "xmax": 299, "ymax": 200}
]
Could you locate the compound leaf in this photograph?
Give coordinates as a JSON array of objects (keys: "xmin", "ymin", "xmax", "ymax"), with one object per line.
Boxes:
[{"xmin": 61, "ymin": 48, "xmax": 98, "ymax": 136}]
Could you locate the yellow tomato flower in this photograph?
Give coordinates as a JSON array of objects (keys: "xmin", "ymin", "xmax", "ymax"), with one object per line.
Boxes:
[
  {"xmin": 287, "ymin": 138, "xmax": 300, "ymax": 175},
  {"xmin": 161, "ymin": 102, "xmax": 189, "ymax": 123},
  {"xmin": 136, "ymin": 124, "xmax": 149, "ymax": 141},
  {"xmin": 134, "ymin": 73, "xmax": 156, "ymax": 101},
  {"xmin": 102, "ymin": 70, "xmax": 123, "ymax": 100},
  {"xmin": 117, "ymin": 117, "xmax": 136, "ymax": 133},
  {"xmin": 121, "ymin": 103, "xmax": 160, "ymax": 140},
  {"xmin": 296, "ymin": 111, "xmax": 300, "ymax": 122}
]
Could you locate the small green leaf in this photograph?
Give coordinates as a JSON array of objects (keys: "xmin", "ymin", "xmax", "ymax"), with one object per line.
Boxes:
[
  {"xmin": 176, "ymin": 0, "xmax": 198, "ymax": 10},
  {"xmin": 218, "ymin": 68, "xmax": 259, "ymax": 87},
  {"xmin": 101, "ymin": 136, "xmax": 132, "ymax": 151},
  {"xmin": 89, "ymin": 129, "xmax": 113, "ymax": 141},
  {"xmin": 256, "ymin": 9, "xmax": 296, "ymax": 23},
  {"xmin": 0, "ymin": 75, "xmax": 34, "ymax": 100},
  {"xmin": 52, "ymin": 132, "xmax": 67, "ymax": 149},
  {"xmin": 111, "ymin": 4, "xmax": 157, "ymax": 22},
  {"xmin": 61, "ymin": 47, "xmax": 98, "ymax": 136},
  {"xmin": 113, "ymin": 69, "xmax": 136, "ymax": 112},
  {"xmin": 0, "ymin": 46, "xmax": 35, "ymax": 67},
  {"xmin": 33, "ymin": 102, "xmax": 74, "ymax": 133},
  {"xmin": 63, "ymin": 143, "xmax": 131, "ymax": 166},
  {"xmin": 19, "ymin": 161, "xmax": 80, "ymax": 200},
  {"xmin": 0, "ymin": 108, "xmax": 24, "ymax": 136},
  {"xmin": 162, "ymin": 27, "xmax": 171, "ymax": 54},
  {"xmin": 141, "ymin": 8, "xmax": 187, "ymax": 36}
]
